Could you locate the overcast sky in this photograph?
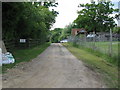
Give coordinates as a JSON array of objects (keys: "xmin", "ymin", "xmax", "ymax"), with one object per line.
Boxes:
[{"xmin": 50, "ymin": 0, "xmax": 120, "ymax": 29}]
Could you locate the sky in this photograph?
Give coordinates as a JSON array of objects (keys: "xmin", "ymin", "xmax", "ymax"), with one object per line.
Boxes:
[{"xmin": 50, "ymin": 0, "xmax": 120, "ymax": 30}]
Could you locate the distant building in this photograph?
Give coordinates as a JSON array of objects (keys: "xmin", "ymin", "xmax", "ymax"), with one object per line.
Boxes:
[{"xmin": 71, "ymin": 28, "xmax": 87, "ymax": 36}]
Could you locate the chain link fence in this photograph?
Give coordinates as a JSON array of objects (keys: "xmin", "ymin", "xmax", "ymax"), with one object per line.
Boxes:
[{"xmin": 68, "ymin": 32, "xmax": 119, "ymax": 59}]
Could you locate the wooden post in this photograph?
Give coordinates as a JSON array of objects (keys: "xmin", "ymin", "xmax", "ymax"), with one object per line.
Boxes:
[
  {"xmin": 93, "ymin": 31, "xmax": 95, "ymax": 50},
  {"xmin": 84, "ymin": 32, "xmax": 86, "ymax": 47},
  {"xmin": 27, "ymin": 39, "xmax": 30, "ymax": 48},
  {"xmin": 109, "ymin": 29, "xmax": 112, "ymax": 56}
]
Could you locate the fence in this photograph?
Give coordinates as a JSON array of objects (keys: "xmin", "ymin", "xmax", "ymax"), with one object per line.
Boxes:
[
  {"xmin": 3, "ymin": 39, "xmax": 44, "ymax": 52},
  {"xmin": 16, "ymin": 39, "xmax": 43, "ymax": 48},
  {"xmin": 4, "ymin": 39, "xmax": 16, "ymax": 51},
  {"xmin": 68, "ymin": 32, "xmax": 119, "ymax": 59}
]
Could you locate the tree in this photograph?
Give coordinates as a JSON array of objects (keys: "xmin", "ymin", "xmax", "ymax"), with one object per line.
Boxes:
[
  {"xmin": 74, "ymin": 1, "xmax": 119, "ymax": 32},
  {"xmin": 2, "ymin": 2, "xmax": 58, "ymax": 43},
  {"xmin": 59, "ymin": 23, "xmax": 74, "ymax": 40},
  {"xmin": 50, "ymin": 28, "xmax": 63, "ymax": 43}
]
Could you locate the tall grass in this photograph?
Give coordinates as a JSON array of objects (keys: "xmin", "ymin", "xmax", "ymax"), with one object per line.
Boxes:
[{"xmin": 72, "ymin": 42, "xmax": 118, "ymax": 65}]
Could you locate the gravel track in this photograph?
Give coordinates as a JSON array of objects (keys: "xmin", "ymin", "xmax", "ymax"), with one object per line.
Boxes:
[{"xmin": 2, "ymin": 43, "xmax": 106, "ymax": 88}]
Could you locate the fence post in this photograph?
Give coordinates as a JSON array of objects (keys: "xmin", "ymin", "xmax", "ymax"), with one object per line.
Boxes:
[
  {"xmin": 27, "ymin": 39, "xmax": 30, "ymax": 48},
  {"xmin": 84, "ymin": 33, "xmax": 86, "ymax": 46},
  {"xmin": 93, "ymin": 31, "xmax": 96, "ymax": 50},
  {"xmin": 109, "ymin": 29, "xmax": 112, "ymax": 56}
]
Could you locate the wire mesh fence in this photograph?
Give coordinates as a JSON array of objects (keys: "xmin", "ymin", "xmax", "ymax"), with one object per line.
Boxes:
[
  {"xmin": 68, "ymin": 33, "xmax": 119, "ymax": 59},
  {"xmin": 3, "ymin": 39, "xmax": 44, "ymax": 52}
]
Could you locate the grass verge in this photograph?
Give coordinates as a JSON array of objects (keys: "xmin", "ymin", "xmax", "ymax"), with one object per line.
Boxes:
[
  {"xmin": 2, "ymin": 42, "xmax": 50, "ymax": 73},
  {"xmin": 62, "ymin": 43, "xmax": 118, "ymax": 88}
]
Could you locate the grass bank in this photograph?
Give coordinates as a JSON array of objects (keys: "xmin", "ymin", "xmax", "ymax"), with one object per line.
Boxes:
[
  {"xmin": 2, "ymin": 42, "xmax": 50, "ymax": 73},
  {"xmin": 62, "ymin": 43, "xmax": 118, "ymax": 88}
]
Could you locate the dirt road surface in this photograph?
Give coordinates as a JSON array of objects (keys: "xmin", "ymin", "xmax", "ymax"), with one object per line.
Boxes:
[{"xmin": 2, "ymin": 43, "xmax": 106, "ymax": 88}]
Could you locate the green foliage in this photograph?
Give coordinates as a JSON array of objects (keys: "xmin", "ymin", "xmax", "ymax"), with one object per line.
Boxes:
[
  {"xmin": 113, "ymin": 27, "xmax": 120, "ymax": 33},
  {"xmin": 2, "ymin": 2, "xmax": 58, "ymax": 43},
  {"xmin": 59, "ymin": 23, "xmax": 73, "ymax": 40},
  {"xmin": 74, "ymin": 1, "xmax": 119, "ymax": 32},
  {"xmin": 50, "ymin": 23, "xmax": 74, "ymax": 43},
  {"xmin": 50, "ymin": 28, "xmax": 63, "ymax": 43}
]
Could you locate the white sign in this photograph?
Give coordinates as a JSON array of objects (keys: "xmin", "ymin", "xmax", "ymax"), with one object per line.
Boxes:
[{"xmin": 20, "ymin": 39, "xmax": 26, "ymax": 43}]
